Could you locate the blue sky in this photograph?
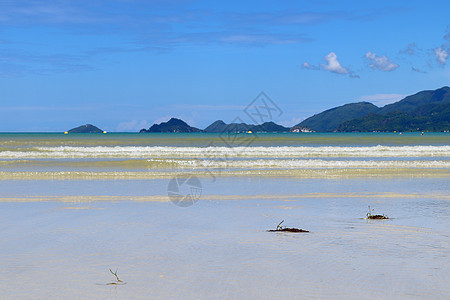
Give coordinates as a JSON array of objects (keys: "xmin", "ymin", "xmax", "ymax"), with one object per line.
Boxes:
[{"xmin": 0, "ymin": 0, "xmax": 449, "ymax": 131}]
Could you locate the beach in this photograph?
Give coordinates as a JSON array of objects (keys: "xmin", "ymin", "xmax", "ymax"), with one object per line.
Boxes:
[{"xmin": 1, "ymin": 132, "xmax": 449, "ymax": 299}]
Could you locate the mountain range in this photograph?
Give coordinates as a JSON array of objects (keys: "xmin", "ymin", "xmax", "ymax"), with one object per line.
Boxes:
[
  {"xmin": 203, "ymin": 120, "xmax": 290, "ymax": 133},
  {"xmin": 336, "ymin": 86, "xmax": 450, "ymax": 132},
  {"xmin": 295, "ymin": 86, "xmax": 450, "ymax": 132},
  {"xmin": 68, "ymin": 86, "xmax": 450, "ymax": 133},
  {"xmin": 139, "ymin": 118, "xmax": 291, "ymax": 133},
  {"xmin": 139, "ymin": 87, "xmax": 449, "ymax": 133},
  {"xmin": 293, "ymin": 102, "xmax": 379, "ymax": 132}
]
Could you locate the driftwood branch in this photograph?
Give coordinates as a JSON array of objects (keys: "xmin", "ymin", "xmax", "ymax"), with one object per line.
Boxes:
[
  {"xmin": 268, "ymin": 220, "xmax": 309, "ymax": 233},
  {"xmin": 109, "ymin": 268, "xmax": 123, "ymax": 283},
  {"xmin": 366, "ymin": 206, "xmax": 389, "ymax": 219}
]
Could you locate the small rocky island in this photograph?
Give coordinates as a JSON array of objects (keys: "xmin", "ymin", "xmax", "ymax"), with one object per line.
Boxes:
[
  {"xmin": 140, "ymin": 118, "xmax": 202, "ymax": 133},
  {"xmin": 67, "ymin": 124, "xmax": 105, "ymax": 133}
]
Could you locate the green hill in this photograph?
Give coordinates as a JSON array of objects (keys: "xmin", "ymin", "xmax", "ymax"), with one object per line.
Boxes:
[
  {"xmin": 380, "ymin": 86, "xmax": 450, "ymax": 114},
  {"xmin": 137, "ymin": 87, "xmax": 450, "ymax": 133},
  {"xmin": 140, "ymin": 118, "xmax": 202, "ymax": 133},
  {"xmin": 338, "ymin": 102, "xmax": 450, "ymax": 132},
  {"xmin": 251, "ymin": 122, "xmax": 290, "ymax": 132},
  {"xmin": 204, "ymin": 120, "xmax": 289, "ymax": 133},
  {"xmin": 204, "ymin": 120, "xmax": 228, "ymax": 132},
  {"xmin": 67, "ymin": 124, "xmax": 103, "ymax": 133},
  {"xmin": 338, "ymin": 87, "xmax": 450, "ymax": 132},
  {"xmin": 204, "ymin": 120, "xmax": 252, "ymax": 133},
  {"xmin": 295, "ymin": 102, "xmax": 379, "ymax": 132}
]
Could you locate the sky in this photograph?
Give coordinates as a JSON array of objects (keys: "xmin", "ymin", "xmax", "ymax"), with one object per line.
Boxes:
[{"xmin": 0, "ymin": 0, "xmax": 449, "ymax": 132}]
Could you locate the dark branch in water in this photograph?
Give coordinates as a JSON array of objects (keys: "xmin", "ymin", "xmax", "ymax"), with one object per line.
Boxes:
[
  {"xmin": 366, "ymin": 206, "xmax": 389, "ymax": 219},
  {"xmin": 267, "ymin": 220, "xmax": 309, "ymax": 233},
  {"xmin": 277, "ymin": 220, "xmax": 285, "ymax": 230}
]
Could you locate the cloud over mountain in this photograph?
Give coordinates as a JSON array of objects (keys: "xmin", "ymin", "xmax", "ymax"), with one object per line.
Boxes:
[
  {"xmin": 434, "ymin": 47, "xmax": 448, "ymax": 65},
  {"xmin": 365, "ymin": 51, "xmax": 399, "ymax": 71},
  {"xmin": 321, "ymin": 52, "xmax": 349, "ymax": 74},
  {"xmin": 303, "ymin": 52, "xmax": 358, "ymax": 78}
]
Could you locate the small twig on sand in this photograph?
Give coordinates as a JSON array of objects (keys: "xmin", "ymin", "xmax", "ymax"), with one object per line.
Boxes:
[{"xmin": 108, "ymin": 269, "xmax": 123, "ymax": 284}]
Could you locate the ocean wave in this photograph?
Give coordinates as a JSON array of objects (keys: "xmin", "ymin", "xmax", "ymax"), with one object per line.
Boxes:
[
  {"xmin": 1, "ymin": 158, "xmax": 449, "ymax": 172},
  {"xmin": 1, "ymin": 145, "xmax": 449, "ymax": 159},
  {"xmin": 171, "ymin": 159, "xmax": 450, "ymax": 169}
]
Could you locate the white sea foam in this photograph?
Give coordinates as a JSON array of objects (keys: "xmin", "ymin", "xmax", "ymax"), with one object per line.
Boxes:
[
  {"xmin": 163, "ymin": 159, "xmax": 450, "ymax": 169},
  {"xmin": 1, "ymin": 145, "xmax": 449, "ymax": 159}
]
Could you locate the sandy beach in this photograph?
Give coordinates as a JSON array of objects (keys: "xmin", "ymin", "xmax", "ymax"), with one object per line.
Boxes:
[
  {"xmin": 1, "ymin": 179, "xmax": 449, "ymax": 299},
  {"xmin": 0, "ymin": 133, "xmax": 449, "ymax": 299}
]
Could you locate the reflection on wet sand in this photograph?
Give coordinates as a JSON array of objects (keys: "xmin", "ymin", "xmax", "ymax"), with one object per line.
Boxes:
[{"xmin": 1, "ymin": 191, "xmax": 449, "ymax": 203}]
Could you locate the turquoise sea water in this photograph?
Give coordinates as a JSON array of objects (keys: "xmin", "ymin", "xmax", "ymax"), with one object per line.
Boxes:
[
  {"xmin": 1, "ymin": 132, "xmax": 449, "ymax": 179},
  {"xmin": 1, "ymin": 131, "xmax": 449, "ymax": 146},
  {"xmin": 0, "ymin": 132, "xmax": 449, "ymax": 299}
]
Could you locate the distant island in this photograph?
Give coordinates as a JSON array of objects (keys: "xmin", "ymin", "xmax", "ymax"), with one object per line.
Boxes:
[
  {"xmin": 204, "ymin": 120, "xmax": 291, "ymax": 133},
  {"xmin": 139, "ymin": 86, "xmax": 450, "ymax": 133},
  {"xmin": 139, "ymin": 118, "xmax": 303, "ymax": 133},
  {"xmin": 66, "ymin": 124, "xmax": 105, "ymax": 133},
  {"xmin": 139, "ymin": 118, "xmax": 202, "ymax": 133}
]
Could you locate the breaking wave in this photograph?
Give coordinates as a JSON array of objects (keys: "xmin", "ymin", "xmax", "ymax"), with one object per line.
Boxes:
[{"xmin": 1, "ymin": 145, "xmax": 449, "ymax": 159}]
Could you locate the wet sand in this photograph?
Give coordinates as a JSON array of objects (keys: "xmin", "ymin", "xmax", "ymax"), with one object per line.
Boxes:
[
  {"xmin": 0, "ymin": 177, "xmax": 449, "ymax": 299},
  {"xmin": 1, "ymin": 133, "xmax": 448, "ymax": 298}
]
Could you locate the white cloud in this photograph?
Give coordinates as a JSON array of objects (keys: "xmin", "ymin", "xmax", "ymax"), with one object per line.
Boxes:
[
  {"xmin": 434, "ymin": 47, "xmax": 448, "ymax": 65},
  {"xmin": 399, "ymin": 43, "xmax": 420, "ymax": 56},
  {"xmin": 444, "ymin": 27, "xmax": 450, "ymax": 41},
  {"xmin": 302, "ymin": 52, "xmax": 357, "ymax": 78},
  {"xmin": 321, "ymin": 52, "xmax": 348, "ymax": 74},
  {"xmin": 172, "ymin": 104, "xmax": 244, "ymax": 111},
  {"xmin": 365, "ymin": 51, "xmax": 399, "ymax": 71},
  {"xmin": 301, "ymin": 61, "xmax": 319, "ymax": 70},
  {"xmin": 116, "ymin": 120, "xmax": 150, "ymax": 132},
  {"xmin": 278, "ymin": 117, "xmax": 304, "ymax": 127},
  {"xmin": 358, "ymin": 93, "xmax": 407, "ymax": 106},
  {"xmin": 0, "ymin": 105, "xmax": 92, "ymax": 111},
  {"xmin": 220, "ymin": 34, "xmax": 308, "ymax": 45},
  {"xmin": 411, "ymin": 67, "xmax": 427, "ymax": 74}
]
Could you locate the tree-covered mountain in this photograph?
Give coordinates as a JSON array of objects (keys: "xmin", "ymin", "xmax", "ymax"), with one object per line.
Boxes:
[
  {"xmin": 67, "ymin": 124, "xmax": 104, "ymax": 133},
  {"xmin": 294, "ymin": 102, "xmax": 379, "ymax": 132},
  {"xmin": 204, "ymin": 120, "xmax": 252, "ymax": 133},
  {"xmin": 379, "ymin": 86, "xmax": 450, "ymax": 114},
  {"xmin": 338, "ymin": 87, "xmax": 450, "ymax": 132},
  {"xmin": 138, "ymin": 87, "xmax": 450, "ymax": 133},
  {"xmin": 204, "ymin": 120, "xmax": 290, "ymax": 133},
  {"xmin": 294, "ymin": 86, "xmax": 450, "ymax": 132},
  {"xmin": 141, "ymin": 118, "xmax": 291, "ymax": 134},
  {"xmin": 250, "ymin": 121, "xmax": 290, "ymax": 132},
  {"xmin": 204, "ymin": 120, "xmax": 228, "ymax": 132},
  {"xmin": 140, "ymin": 118, "xmax": 202, "ymax": 133}
]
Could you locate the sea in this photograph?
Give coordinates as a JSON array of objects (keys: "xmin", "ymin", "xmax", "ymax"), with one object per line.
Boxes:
[{"xmin": 0, "ymin": 132, "xmax": 449, "ymax": 299}]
